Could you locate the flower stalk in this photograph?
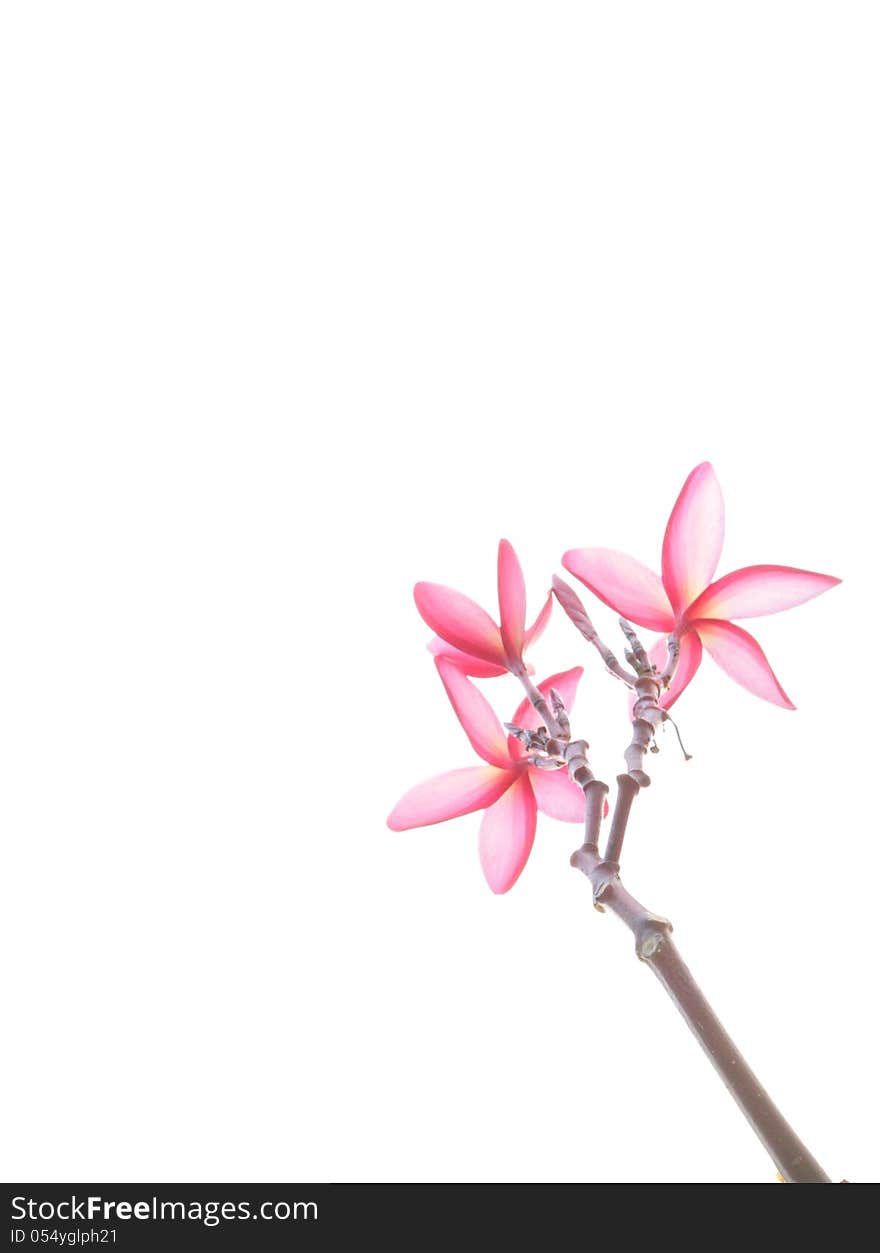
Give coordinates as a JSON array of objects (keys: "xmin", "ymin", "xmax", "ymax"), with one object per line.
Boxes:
[
  {"xmin": 516, "ymin": 592, "xmax": 832, "ymax": 1181},
  {"xmin": 389, "ymin": 463, "xmax": 843, "ymax": 1180}
]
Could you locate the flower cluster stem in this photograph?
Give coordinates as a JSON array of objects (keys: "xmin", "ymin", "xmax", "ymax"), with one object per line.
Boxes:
[
  {"xmin": 522, "ymin": 564, "xmax": 832, "ymax": 1181},
  {"xmin": 602, "ymin": 773, "xmax": 639, "ymax": 867}
]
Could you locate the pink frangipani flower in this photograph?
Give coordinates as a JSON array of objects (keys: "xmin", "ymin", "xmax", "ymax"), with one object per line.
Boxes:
[
  {"xmin": 387, "ymin": 660, "xmax": 590, "ymax": 894},
  {"xmin": 562, "ymin": 462, "xmax": 840, "ymax": 709},
  {"xmin": 415, "ymin": 539, "xmax": 552, "ymax": 678}
]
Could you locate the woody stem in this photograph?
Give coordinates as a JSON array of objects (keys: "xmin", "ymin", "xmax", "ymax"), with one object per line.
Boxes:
[
  {"xmin": 602, "ymin": 773, "xmax": 639, "ymax": 867},
  {"xmin": 519, "ymin": 631, "xmax": 828, "ymax": 1179},
  {"xmin": 571, "ymin": 842, "xmax": 830, "ymax": 1183}
]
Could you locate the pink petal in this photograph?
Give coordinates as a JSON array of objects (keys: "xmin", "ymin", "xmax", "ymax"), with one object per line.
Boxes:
[
  {"xmin": 497, "ymin": 539, "xmax": 526, "ymax": 664},
  {"xmin": 528, "ymin": 766, "xmax": 586, "ymax": 823},
  {"xmin": 414, "ymin": 582, "xmax": 506, "ymax": 668},
  {"xmin": 510, "ymin": 667, "xmax": 584, "ymax": 734},
  {"xmin": 435, "ymin": 659, "xmax": 512, "ymax": 768},
  {"xmin": 522, "ymin": 589, "xmax": 553, "ymax": 652},
  {"xmin": 692, "ymin": 619, "xmax": 794, "ymax": 709},
  {"xmin": 561, "ymin": 548, "xmax": 675, "ymax": 632},
  {"xmin": 427, "ymin": 637, "xmax": 508, "ymax": 678},
  {"xmin": 387, "ymin": 766, "xmax": 514, "ymax": 831},
  {"xmin": 661, "ymin": 462, "xmax": 725, "ymax": 618},
  {"xmin": 685, "ymin": 565, "xmax": 841, "ymax": 623},
  {"xmin": 478, "ymin": 771, "xmax": 537, "ymax": 894}
]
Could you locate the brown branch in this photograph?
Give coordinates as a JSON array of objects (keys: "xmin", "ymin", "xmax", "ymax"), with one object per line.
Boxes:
[
  {"xmin": 570, "ymin": 841, "xmax": 830, "ymax": 1183},
  {"xmin": 518, "ymin": 579, "xmax": 829, "ymax": 1179},
  {"xmin": 581, "ymin": 779, "xmax": 609, "ymax": 849},
  {"xmin": 602, "ymin": 773, "xmax": 640, "ymax": 868}
]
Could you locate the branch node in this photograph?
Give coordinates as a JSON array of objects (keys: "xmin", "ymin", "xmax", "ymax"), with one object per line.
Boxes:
[
  {"xmin": 564, "ymin": 739, "xmax": 595, "ymax": 787},
  {"xmin": 591, "ymin": 862, "xmax": 619, "ymax": 905},
  {"xmin": 635, "ymin": 915, "xmax": 674, "ymax": 962}
]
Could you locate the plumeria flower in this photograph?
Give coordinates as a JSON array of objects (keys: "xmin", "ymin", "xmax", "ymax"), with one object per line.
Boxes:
[
  {"xmin": 562, "ymin": 462, "xmax": 840, "ymax": 709},
  {"xmin": 387, "ymin": 660, "xmax": 592, "ymax": 893},
  {"xmin": 415, "ymin": 539, "xmax": 552, "ymax": 678}
]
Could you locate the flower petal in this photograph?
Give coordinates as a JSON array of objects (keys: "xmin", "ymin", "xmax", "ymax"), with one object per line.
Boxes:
[
  {"xmin": 435, "ymin": 658, "xmax": 512, "ymax": 768},
  {"xmin": 510, "ymin": 667, "xmax": 584, "ymax": 735},
  {"xmin": 497, "ymin": 539, "xmax": 526, "ymax": 664},
  {"xmin": 562, "ymin": 548, "xmax": 675, "ymax": 632},
  {"xmin": 387, "ymin": 766, "xmax": 514, "ymax": 831},
  {"xmin": 414, "ymin": 582, "xmax": 506, "ymax": 667},
  {"xmin": 523, "ymin": 589, "xmax": 553, "ymax": 652},
  {"xmin": 528, "ymin": 766, "xmax": 586, "ymax": 823},
  {"xmin": 661, "ymin": 462, "xmax": 725, "ymax": 618},
  {"xmin": 642, "ymin": 630, "xmax": 704, "ymax": 710},
  {"xmin": 478, "ymin": 771, "xmax": 537, "ymax": 894},
  {"xmin": 692, "ymin": 619, "xmax": 794, "ymax": 709},
  {"xmin": 685, "ymin": 565, "xmax": 841, "ymax": 623},
  {"xmin": 427, "ymin": 637, "xmax": 508, "ymax": 678}
]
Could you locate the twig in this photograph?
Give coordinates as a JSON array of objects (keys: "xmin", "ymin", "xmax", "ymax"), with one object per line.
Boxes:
[
  {"xmin": 515, "ymin": 672, "xmax": 566, "ymax": 740},
  {"xmin": 517, "ymin": 579, "xmax": 829, "ymax": 1178},
  {"xmin": 659, "ymin": 632, "xmax": 680, "ymax": 688},
  {"xmin": 623, "ymin": 710, "xmax": 656, "ymax": 786},
  {"xmin": 619, "ymin": 620, "xmax": 687, "ymax": 787},
  {"xmin": 618, "ymin": 616, "xmax": 652, "ymax": 675},
  {"xmin": 551, "ymin": 576, "xmax": 636, "ymax": 685},
  {"xmin": 602, "ymin": 773, "xmax": 640, "ymax": 868},
  {"xmin": 570, "ymin": 841, "xmax": 830, "ymax": 1184},
  {"xmin": 513, "ymin": 671, "xmax": 601, "ymax": 792},
  {"xmin": 556, "ymin": 624, "xmax": 828, "ymax": 1179},
  {"xmin": 581, "ymin": 780, "xmax": 610, "ymax": 851}
]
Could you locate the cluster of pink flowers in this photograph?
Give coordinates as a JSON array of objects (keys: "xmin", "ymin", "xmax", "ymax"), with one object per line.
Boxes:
[{"xmin": 388, "ymin": 464, "xmax": 839, "ymax": 893}]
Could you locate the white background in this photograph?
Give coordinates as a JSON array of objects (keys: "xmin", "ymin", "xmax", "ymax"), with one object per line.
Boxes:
[{"xmin": 1, "ymin": 3, "xmax": 876, "ymax": 1184}]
